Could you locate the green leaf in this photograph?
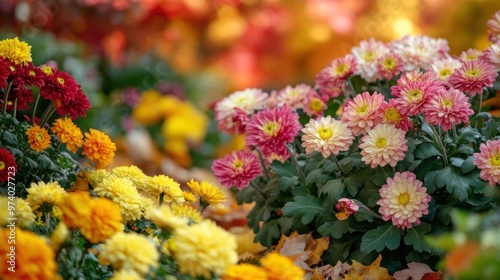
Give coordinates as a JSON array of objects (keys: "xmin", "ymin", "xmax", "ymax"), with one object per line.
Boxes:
[
  {"xmin": 461, "ymin": 156, "xmax": 476, "ymax": 174},
  {"xmin": 361, "ymin": 224, "xmax": 401, "ymax": 253},
  {"xmin": 358, "ymin": 182, "xmax": 380, "ymax": 208},
  {"xmin": 414, "ymin": 142, "xmax": 442, "ymax": 160},
  {"xmin": 38, "ymin": 155, "xmax": 57, "ymax": 170},
  {"xmin": 5, "ymin": 147, "xmax": 22, "ymax": 157},
  {"xmin": 326, "ymin": 236, "xmax": 358, "ymax": 262},
  {"xmin": 254, "ymin": 219, "xmax": 282, "ymax": 247},
  {"xmin": 2, "ymin": 130, "xmax": 18, "ymax": 145},
  {"xmin": 404, "ymin": 223, "xmax": 432, "ymax": 252},
  {"xmin": 319, "ymin": 178, "xmax": 345, "ymax": 200},
  {"xmin": 282, "ymin": 195, "xmax": 328, "ymax": 224},
  {"xmin": 323, "ymin": 159, "xmax": 335, "ymax": 172},
  {"xmin": 305, "ymin": 169, "xmax": 333, "ymax": 186},
  {"xmin": 434, "ymin": 167, "xmax": 470, "ymax": 201},
  {"xmin": 456, "ymin": 126, "xmax": 481, "ymax": 146},
  {"xmin": 317, "ymin": 220, "xmax": 349, "ymax": 239},
  {"xmin": 270, "ymin": 160, "xmax": 296, "ymax": 177},
  {"xmin": 279, "ymin": 176, "xmax": 299, "ymax": 191},
  {"xmin": 481, "ymin": 119, "xmax": 500, "ymax": 140},
  {"xmin": 25, "ymin": 157, "xmax": 39, "ymax": 168},
  {"xmin": 450, "ymin": 157, "xmax": 464, "ymax": 168}
]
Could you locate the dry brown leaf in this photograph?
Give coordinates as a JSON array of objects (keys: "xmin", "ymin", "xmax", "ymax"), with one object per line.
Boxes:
[
  {"xmin": 393, "ymin": 262, "xmax": 435, "ymax": 280},
  {"xmin": 311, "ymin": 261, "xmax": 352, "ymax": 280},
  {"xmin": 278, "ymin": 233, "xmax": 312, "ymax": 271},
  {"xmin": 305, "ymin": 236, "xmax": 330, "ymax": 266},
  {"xmin": 344, "ymin": 254, "xmax": 393, "ymax": 280},
  {"xmin": 276, "ymin": 231, "xmax": 300, "ymax": 252}
]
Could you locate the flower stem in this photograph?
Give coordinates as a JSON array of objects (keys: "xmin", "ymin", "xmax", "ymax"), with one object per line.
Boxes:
[
  {"xmin": 39, "ymin": 102, "xmax": 56, "ymax": 127},
  {"xmin": 250, "ymin": 180, "xmax": 266, "ymax": 197},
  {"xmin": 159, "ymin": 193, "xmax": 165, "ymax": 207},
  {"xmin": 286, "ymin": 144, "xmax": 305, "ymax": 182},
  {"xmin": 2, "ymin": 81, "xmax": 13, "ymax": 114},
  {"xmin": 331, "ymin": 154, "xmax": 346, "ymax": 177},
  {"xmin": 346, "ymin": 78, "xmax": 357, "ymax": 98},
  {"xmin": 44, "ymin": 211, "xmax": 51, "ymax": 231},
  {"xmin": 256, "ymin": 148, "xmax": 270, "ymax": 181},
  {"xmin": 32, "ymin": 94, "xmax": 41, "ymax": 123},
  {"xmin": 430, "ymin": 124, "xmax": 448, "ymax": 166},
  {"xmin": 12, "ymin": 98, "xmax": 17, "ymax": 119}
]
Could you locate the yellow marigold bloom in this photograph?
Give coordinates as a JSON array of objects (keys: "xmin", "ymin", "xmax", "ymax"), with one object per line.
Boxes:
[
  {"xmin": 26, "ymin": 125, "xmax": 51, "ymax": 152},
  {"xmin": 111, "ymin": 165, "xmax": 148, "ymax": 191},
  {"xmin": 109, "ymin": 270, "xmax": 143, "ymax": 280},
  {"xmin": 99, "ymin": 232, "xmax": 160, "ymax": 276},
  {"xmin": 0, "ymin": 228, "xmax": 57, "ymax": 279},
  {"xmin": 171, "ymin": 203, "xmax": 204, "ymax": 223},
  {"xmin": 222, "ymin": 264, "xmax": 268, "ymax": 280},
  {"xmin": 172, "ymin": 220, "xmax": 237, "ymax": 278},
  {"xmin": 0, "ymin": 197, "xmax": 36, "ymax": 228},
  {"xmin": 0, "ymin": 37, "xmax": 32, "ymax": 64},
  {"xmin": 87, "ymin": 169, "xmax": 109, "ymax": 188},
  {"xmin": 261, "ymin": 252, "xmax": 305, "ymax": 280},
  {"xmin": 145, "ymin": 175, "xmax": 185, "ymax": 204},
  {"xmin": 94, "ymin": 175, "xmax": 144, "ymax": 221},
  {"xmin": 81, "ymin": 198, "xmax": 122, "ymax": 244},
  {"xmin": 82, "ymin": 128, "xmax": 116, "ymax": 169},
  {"xmin": 51, "ymin": 117, "xmax": 84, "ymax": 153},
  {"xmin": 59, "ymin": 191, "xmax": 93, "ymax": 229},
  {"xmin": 148, "ymin": 205, "xmax": 188, "ymax": 231},
  {"xmin": 186, "ymin": 179, "xmax": 226, "ymax": 209},
  {"xmin": 182, "ymin": 191, "xmax": 197, "ymax": 203},
  {"xmin": 49, "ymin": 222, "xmax": 68, "ymax": 251},
  {"xmin": 27, "ymin": 181, "xmax": 67, "ymax": 213}
]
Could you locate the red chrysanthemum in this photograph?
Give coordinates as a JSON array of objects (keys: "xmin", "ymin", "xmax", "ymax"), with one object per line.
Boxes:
[
  {"xmin": 341, "ymin": 91, "xmax": 385, "ymax": 136},
  {"xmin": 55, "ymin": 86, "xmax": 92, "ymax": 119},
  {"xmin": 0, "ymin": 148, "xmax": 17, "ymax": 183},
  {"xmin": 316, "ymin": 55, "xmax": 356, "ymax": 99},
  {"xmin": 0, "ymin": 59, "xmax": 10, "ymax": 89},
  {"xmin": 245, "ymin": 105, "xmax": 301, "ymax": 158},
  {"xmin": 40, "ymin": 68, "xmax": 79, "ymax": 104},
  {"xmin": 424, "ymin": 88, "xmax": 474, "ymax": 131},
  {"xmin": 474, "ymin": 139, "xmax": 500, "ymax": 186},
  {"xmin": 10, "ymin": 62, "xmax": 45, "ymax": 88},
  {"xmin": 212, "ymin": 150, "xmax": 262, "ymax": 190},
  {"xmin": 449, "ymin": 60, "xmax": 498, "ymax": 96}
]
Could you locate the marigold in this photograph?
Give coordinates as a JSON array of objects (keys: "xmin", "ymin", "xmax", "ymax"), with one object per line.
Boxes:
[
  {"xmin": 0, "ymin": 148, "xmax": 16, "ymax": 183},
  {"xmin": 81, "ymin": 198, "xmax": 122, "ymax": 244},
  {"xmin": 186, "ymin": 179, "xmax": 226, "ymax": 209},
  {"xmin": 0, "ymin": 37, "xmax": 32, "ymax": 64},
  {"xmin": 473, "ymin": 139, "xmax": 500, "ymax": 186},
  {"xmin": 0, "ymin": 228, "xmax": 57, "ymax": 279},
  {"xmin": 99, "ymin": 232, "xmax": 160, "ymax": 276},
  {"xmin": 145, "ymin": 175, "xmax": 185, "ymax": 204},
  {"xmin": 172, "ymin": 220, "xmax": 238, "ymax": 278},
  {"xmin": 82, "ymin": 128, "xmax": 116, "ymax": 169},
  {"xmin": 359, "ymin": 124, "xmax": 408, "ymax": 168},
  {"xmin": 222, "ymin": 264, "xmax": 268, "ymax": 280},
  {"xmin": 301, "ymin": 116, "xmax": 354, "ymax": 158},
  {"xmin": 26, "ymin": 125, "xmax": 51, "ymax": 152},
  {"xmin": 260, "ymin": 252, "xmax": 305, "ymax": 280},
  {"xmin": 51, "ymin": 117, "xmax": 83, "ymax": 153},
  {"xmin": 212, "ymin": 150, "xmax": 262, "ymax": 190},
  {"xmin": 341, "ymin": 91, "xmax": 385, "ymax": 136},
  {"xmin": 26, "ymin": 181, "xmax": 67, "ymax": 213}
]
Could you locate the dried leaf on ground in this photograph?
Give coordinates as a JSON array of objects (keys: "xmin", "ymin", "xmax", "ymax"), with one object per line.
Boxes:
[
  {"xmin": 310, "ymin": 261, "xmax": 352, "ymax": 280},
  {"xmin": 276, "ymin": 232, "xmax": 331, "ymax": 271},
  {"xmin": 344, "ymin": 254, "xmax": 392, "ymax": 280}
]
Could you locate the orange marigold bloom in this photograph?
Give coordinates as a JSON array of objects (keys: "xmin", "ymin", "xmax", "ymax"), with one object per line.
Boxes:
[
  {"xmin": 51, "ymin": 117, "xmax": 83, "ymax": 153},
  {"xmin": 80, "ymin": 198, "xmax": 122, "ymax": 244},
  {"xmin": 82, "ymin": 128, "xmax": 116, "ymax": 169},
  {"xmin": 59, "ymin": 191, "xmax": 93, "ymax": 229},
  {"xmin": 26, "ymin": 125, "xmax": 51, "ymax": 152}
]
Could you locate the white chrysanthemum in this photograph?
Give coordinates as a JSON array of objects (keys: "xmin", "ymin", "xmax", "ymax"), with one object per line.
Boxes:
[
  {"xmin": 301, "ymin": 116, "xmax": 354, "ymax": 157},
  {"xmin": 351, "ymin": 38, "xmax": 391, "ymax": 82},
  {"xmin": 481, "ymin": 42, "xmax": 500, "ymax": 71},
  {"xmin": 430, "ymin": 57, "xmax": 462, "ymax": 81},
  {"xmin": 359, "ymin": 124, "xmax": 408, "ymax": 168},
  {"xmin": 391, "ymin": 35, "xmax": 449, "ymax": 71}
]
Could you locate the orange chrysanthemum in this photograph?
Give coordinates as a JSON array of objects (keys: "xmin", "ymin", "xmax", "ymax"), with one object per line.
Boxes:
[
  {"xmin": 82, "ymin": 128, "xmax": 116, "ymax": 169},
  {"xmin": 51, "ymin": 117, "xmax": 83, "ymax": 153},
  {"xmin": 80, "ymin": 198, "xmax": 122, "ymax": 244},
  {"xmin": 26, "ymin": 125, "xmax": 51, "ymax": 152},
  {"xmin": 222, "ymin": 264, "xmax": 268, "ymax": 280},
  {"xmin": 59, "ymin": 191, "xmax": 93, "ymax": 229},
  {"xmin": 260, "ymin": 252, "xmax": 305, "ymax": 280}
]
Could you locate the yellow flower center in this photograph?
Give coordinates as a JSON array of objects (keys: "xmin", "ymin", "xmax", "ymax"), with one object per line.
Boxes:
[
  {"xmin": 398, "ymin": 192, "xmax": 410, "ymax": 206},
  {"xmin": 439, "ymin": 69, "xmax": 451, "ymax": 77},
  {"xmin": 356, "ymin": 105, "xmax": 368, "ymax": 115},
  {"xmin": 35, "ymin": 133, "xmax": 43, "ymax": 141},
  {"xmin": 491, "ymin": 154, "xmax": 500, "ymax": 166},
  {"xmin": 363, "ymin": 51, "xmax": 375, "ymax": 62},
  {"xmin": 318, "ymin": 127, "xmax": 333, "ymax": 140},
  {"xmin": 335, "ymin": 64, "xmax": 348, "ymax": 75},
  {"xmin": 9, "ymin": 66, "xmax": 15, "ymax": 71},
  {"xmin": 0, "ymin": 161, "xmax": 5, "ymax": 170},
  {"xmin": 384, "ymin": 108, "xmax": 401, "ymax": 122},
  {"xmin": 233, "ymin": 160, "xmax": 243, "ymax": 169},
  {"xmin": 57, "ymin": 77, "xmax": 65, "ymax": 85},
  {"xmin": 309, "ymin": 98, "xmax": 324, "ymax": 113},
  {"xmin": 375, "ymin": 137, "xmax": 387, "ymax": 148},
  {"xmin": 383, "ymin": 58, "xmax": 396, "ymax": 69},
  {"xmin": 263, "ymin": 121, "xmax": 279, "ymax": 136},
  {"xmin": 236, "ymin": 97, "xmax": 246, "ymax": 104},
  {"xmin": 443, "ymin": 99, "xmax": 453, "ymax": 107},
  {"xmin": 41, "ymin": 66, "xmax": 53, "ymax": 75},
  {"xmin": 29, "ymin": 70, "xmax": 36, "ymax": 76},
  {"xmin": 466, "ymin": 69, "xmax": 478, "ymax": 77},
  {"xmin": 408, "ymin": 89, "xmax": 422, "ymax": 100}
]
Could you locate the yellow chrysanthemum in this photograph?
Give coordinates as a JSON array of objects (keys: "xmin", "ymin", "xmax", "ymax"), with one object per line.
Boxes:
[
  {"xmin": 26, "ymin": 125, "xmax": 51, "ymax": 152},
  {"xmin": 0, "ymin": 197, "xmax": 36, "ymax": 228},
  {"xmin": 111, "ymin": 165, "xmax": 148, "ymax": 191},
  {"xmin": 49, "ymin": 222, "xmax": 68, "ymax": 251},
  {"xmin": 26, "ymin": 181, "xmax": 67, "ymax": 213},
  {"xmin": 51, "ymin": 117, "xmax": 84, "ymax": 153},
  {"xmin": 99, "ymin": 232, "xmax": 160, "ymax": 276},
  {"xmin": 109, "ymin": 270, "xmax": 143, "ymax": 280},
  {"xmin": 145, "ymin": 175, "xmax": 185, "ymax": 204},
  {"xmin": 182, "ymin": 191, "xmax": 197, "ymax": 203},
  {"xmin": 172, "ymin": 220, "xmax": 238, "ymax": 278},
  {"xmin": 186, "ymin": 179, "xmax": 226, "ymax": 209},
  {"xmin": 0, "ymin": 228, "xmax": 57, "ymax": 279},
  {"xmin": 81, "ymin": 197, "xmax": 122, "ymax": 244},
  {"xmin": 0, "ymin": 37, "xmax": 32, "ymax": 64},
  {"xmin": 222, "ymin": 264, "xmax": 268, "ymax": 280},
  {"xmin": 87, "ymin": 169, "xmax": 109, "ymax": 188},
  {"xmin": 82, "ymin": 128, "xmax": 116, "ymax": 169},
  {"xmin": 260, "ymin": 252, "xmax": 305, "ymax": 280},
  {"xmin": 59, "ymin": 191, "xmax": 93, "ymax": 229},
  {"xmin": 148, "ymin": 205, "xmax": 188, "ymax": 231},
  {"xmin": 132, "ymin": 89, "xmax": 170, "ymax": 125},
  {"xmin": 94, "ymin": 175, "xmax": 145, "ymax": 221},
  {"xmin": 171, "ymin": 203, "xmax": 204, "ymax": 223}
]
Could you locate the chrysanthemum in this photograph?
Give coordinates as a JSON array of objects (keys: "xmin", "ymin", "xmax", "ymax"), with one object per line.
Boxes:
[
  {"xmin": 40, "ymin": 68, "xmax": 79, "ymax": 104},
  {"xmin": 393, "ymin": 81, "xmax": 435, "ymax": 116},
  {"xmin": 473, "ymin": 139, "xmax": 500, "ymax": 186},
  {"xmin": 390, "ymin": 35, "xmax": 449, "ymax": 71},
  {"xmin": 481, "ymin": 42, "xmax": 500, "ymax": 71},
  {"xmin": 449, "ymin": 60, "xmax": 498, "ymax": 96},
  {"xmin": 260, "ymin": 252, "xmax": 305, "ymax": 280},
  {"xmin": 186, "ymin": 179, "xmax": 226, "ymax": 209},
  {"xmin": 351, "ymin": 38, "xmax": 391, "ymax": 82},
  {"xmin": 55, "ymin": 88, "xmax": 92, "ymax": 119},
  {"xmin": 430, "ymin": 58, "xmax": 462, "ymax": 82},
  {"xmin": 144, "ymin": 175, "xmax": 185, "ymax": 204},
  {"xmin": 246, "ymin": 105, "xmax": 301, "ymax": 158},
  {"xmin": 222, "ymin": 264, "xmax": 268, "ymax": 280},
  {"xmin": 182, "ymin": 191, "xmax": 197, "ymax": 203},
  {"xmin": 303, "ymin": 92, "xmax": 327, "ymax": 118},
  {"xmin": 0, "ymin": 148, "xmax": 16, "ymax": 183},
  {"xmin": 0, "ymin": 37, "xmax": 32, "ymax": 64},
  {"xmin": 301, "ymin": 116, "xmax": 354, "ymax": 158},
  {"xmin": 99, "ymin": 232, "xmax": 160, "ymax": 276},
  {"xmin": 109, "ymin": 270, "xmax": 143, "ymax": 280},
  {"xmin": 273, "ymin": 84, "xmax": 315, "ymax": 110},
  {"xmin": 376, "ymin": 52, "xmax": 404, "ymax": 80},
  {"xmin": 51, "ymin": 117, "xmax": 83, "ymax": 153},
  {"xmin": 82, "ymin": 128, "xmax": 116, "ymax": 169},
  {"xmin": 488, "ymin": 10, "xmax": 500, "ymax": 43},
  {"xmin": 215, "ymin": 88, "xmax": 268, "ymax": 134},
  {"xmin": 0, "ymin": 228, "xmax": 57, "ymax": 280},
  {"xmin": 81, "ymin": 198, "xmax": 122, "ymax": 244},
  {"xmin": 149, "ymin": 205, "xmax": 188, "ymax": 231},
  {"xmin": 171, "ymin": 204, "xmax": 204, "ymax": 223},
  {"xmin": 171, "ymin": 220, "xmax": 238, "ymax": 278},
  {"xmin": 378, "ymin": 99, "xmax": 412, "ymax": 132},
  {"xmin": 0, "ymin": 197, "xmax": 35, "ymax": 228},
  {"xmin": 341, "ymin": 91, "xmax": 385, "ymax": 136},
  {"xmin": 390, "ymin": 70, "xmax": 445, "ymax": 97},
  {"xmin": 87, "ymin": 169, "xmax": 109, "ymax": 188},
  {"xmin": 26, "ymin": 181, "xmax": 67, "ymax": 213},
  {"xmin": 459, "ymin": 48, "xmax": 481, "ymax": 62},
  {"xmin": 110, "ymin": 165, "xmax": 148, "ymax": 192},
  {"xmin": 335, "ymin": 198, "xmax": 359, "ymax": 221},
  {"xmin": 212, "ymin": 150, "xmax": 262, "ymax": 190},
  {"xmin": 377, "ymin": 172, "xmax": 431, "ymax": 229},
  {"xmin": 49, "ymin": 222, "xmax": 68, "ymax": 251},
  {"xmin": 316, "ymin": 55, "xmax": 357, "ymax": 97},
  {"xmin": 10, "ymin": 62, "xmax": 45, "ymax": 88},
  {"xmin": 424, "ymin": 88, "xmax": 474, "ymax": 131},
  {"xmin": 26, "ymin": 125, "xmax": 51, "ymax": 152},
  {"xmin": 359, "ymin": 124, "xmax": 408, "ymax": 168}
]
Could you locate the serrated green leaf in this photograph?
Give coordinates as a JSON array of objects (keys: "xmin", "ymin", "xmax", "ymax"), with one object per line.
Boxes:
[
  {"xmin": 481, "ymin": 119, "xmax": 500, "ymax": 140},
  {"xmin": 254, "ymin": 219, "xmax": 282, "ymax": 247},
  {"xmin": 25, "ymin": 157, "xmax": 39, "ymax": 168},
  {"xmin": 279, "ymin": 176, "xmax": 299, "ymax": 191},
  {"xmin": 450, "ymin": 157, "xmax": 464, "ymax": 168},
  {"xmin": 38, "ymin": 155, "xmax": 57, "ymax": 170},
  {"xmin": 270, "ymin": 160, "xmax": 296, "ymax": 177},
  {"xmin": 317, "ymin": 220, "xmax": 349, "ymax": 239},
  {"xmin": 319, "ymin": 178, "xmax": 345, "ymax": 200},
  {"xmin": 282, "ymin": 195, "xmax": 328, "ymax": 224},
  {"xmin": 360, "ymin": 224, "xmax": 401, "ymax": 253},
  {"xmin": 404, "ymin": 223, "xmax": 432, "ymax": 252},
  {"xmin": 461, "ymin": 156, "xmax": 476, "ymax": 173},
  {"xmin": 305, "ymin": 169, "xmax": 333, "ymax": 186},
  {"xmin": 2, "ymin": 130, "xmax": 18, "ymax": 145},
  {"xmin": 434, "ymin": 167, "xmax": 470, "ymax": 201},
  {"xmin": 453, "ymin": 146, "xmax": 474, "ymax": 156},
  {"xmin": 358, "ymin": 182, "xmax": 380, "ymax": 208},
  {"xmin": 414, "ymin": 142, "xmax": 442, "ymax": 160}
]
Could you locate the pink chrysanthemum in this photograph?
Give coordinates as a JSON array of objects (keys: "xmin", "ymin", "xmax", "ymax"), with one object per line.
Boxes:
[
  {"xmin": 335, "ymin": 198, "xmax": 359, "ymax": 221},
  {"xmin": 391, "ymin": 70, "xmax": 445, "ymax": 98},
  {"xmin": 212, "ymin": 150, "xmax": 262, "ymax": 190},
  {"xmin": 301, "ymin": 116, "xmax": 354, "ymax": 158},
  {"xmin": 230, "ymin": 108, "xmax": 250, "ymax": 135},
  {"xmin": 376, "ymin": 52, "xmax": 404, "ymax": 80},
  {"xmin": 245, "ymin": 105, "xmax": 301, "ymax": 158},
  {"xmin": 473, "ymin": 139, "xmax": 500, "ymax": 186},
  {"xmin": 390, "ymin": 35, "xmax": 449, "ymax": 71},
  {"xmin": 430, "ymin": 58, "xmax": 462, "ymax": 82},
  {"xmin": 393, "ymin": 81, "xmax": 436, "ymax": 116},
  {"xmin": 359, "ymin": 124, "xmax": 408, "ymax": 168},
  {"xmin": 303, "ymin": 92, "xmax": 327, "ymax": 119},
  {"xmin": 272, "ymin": 84, "xmax": 316, "ymax": 110},
  {"xmin": 215, "ymin": 88, "xmax": 268, "ymax": 134},
  {"xmin": 480, "ymin": 42, "xmax": 500, "ymax": 71},
  {"xmin": 424, "ymin": 88, "xmax": 474, "ymax": 131},
  {"xmin": 351, "ymin": 38, "xmax": 390, "ymax": 82},
  {"xmin": 316, "ymin": 55, "xmax": 356, "ymax": 98},
  {"xmin": 377, "ymin": 171, "xmax": 431, "ymax": 229},
  {"xmin": 459, "ymin": 48, "xmax": 482, "ymax": 62},
  {"xmin": 449, "ymin": 60, "xmax": 498, "ymax": 96},
  {"xmin": 378, "ymin": 99, "xmax": 412, "ymax": 132},
  {"xmin": 341, "ymin": 91, "xmax": 385, "ymax": 136},
  {"xmin": 487, "ymin": 11, "xmax": 500, "ymax": 43}
]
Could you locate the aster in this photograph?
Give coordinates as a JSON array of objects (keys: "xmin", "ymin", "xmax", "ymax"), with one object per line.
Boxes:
[
  {"xmin": 430, "ymin": 58, "xmax": 462, "ymax": 82},
  {"xmin": 376, "ymin": 51, "xmax": 404, "ymax": 80},
  {"xmin": 390, "ymin": 35, "xmax": 449, "ymax": 71},
  {"xmin": 473, "ymin": 139, "xmax": 500, "ymax": 186},
  {"xmin": 301, "ymin": 116, "xmax": 354, "ymax": 158},
  {"xmin": 0, "ymin": 37, "xmax": 32, "ymax": 65},
  {"xmin": 351, "ymin": 38, "xmax": 391, "ymax": 82},
  {"xmin": 449, "ymin": 59, "xmax": 498, "ymax": 96},
  {"xmin": 378, "ymin": 99, "xmax": 412, "ymax": 132},
  {"xmin": 82, "ymin": 128, "xmax": 116, "ymax": 169},
  {"xmin": 0, "ymin": 148, "xmax": 16, "ymax": 183},
  {"xmin": 186, "ymin": 179, "xmax": 226, "ymax": 209},
  {"xmin": 335, "ymin": 198, "xmax": 359, "ymax": 221},
  {"xmin": 51, "ymin": 117, "xmax": 84, "ymax": 153},
  {"xmin": 459, "ymin": 48, "xmax": 482, "ymax": 62},
  {"xmin": 377, "ymin": 172, "xmax": 431, "ymax": 229},
  {"xmin": 145, "ymin": 175, "xmax": 185, "ymax": 204},
  {"xmin": 341, "ymin": 91, "xmax": 385, "ymax": 136},
  {"xmin": 26, "ymin": 181, "xmax": 67, "ymax": 213},
  {"xmin": 260, "ymin": 252, "xmax": 305, "ymax": 280},
  {"xmin": 359, "ymin": 124, "xmax": 408, "ymax": 168},
  {"xmin": 245, "ymin": 105, "xmax": 301, "ymax": 158},
  {"xmin": 424, "ymin": 87, "xmax": 474, "ymax": 131},
  {"xmin": 480, "ymin": 42, "xmax": 500, "ymax": 71},
  {"xmin": 487, "ymin": 10, "xmax": 500, "ymax": 43},
  {"xmin": 316, "ymin": 54, "xmax": 356, "ymax": 97},
  {"xmin": 212, "ymin": 149, "xmax": 262, "ymax": 190}
]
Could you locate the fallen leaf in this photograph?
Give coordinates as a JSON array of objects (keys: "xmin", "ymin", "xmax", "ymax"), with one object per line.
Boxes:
[
  {"xmin": 305, "ymin": 236, "xmax": 330, "ymax": 266},
  {"xmin": 344, "ymin": 254, "xmax": 392, "ymax": 280},
  {"xmin": 311, "ymin": 261, "xmax": 352, "ymax": 280},
  {"xmin": 393, "ymin": 262, "xmax": 435, "ymax": 280}
]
